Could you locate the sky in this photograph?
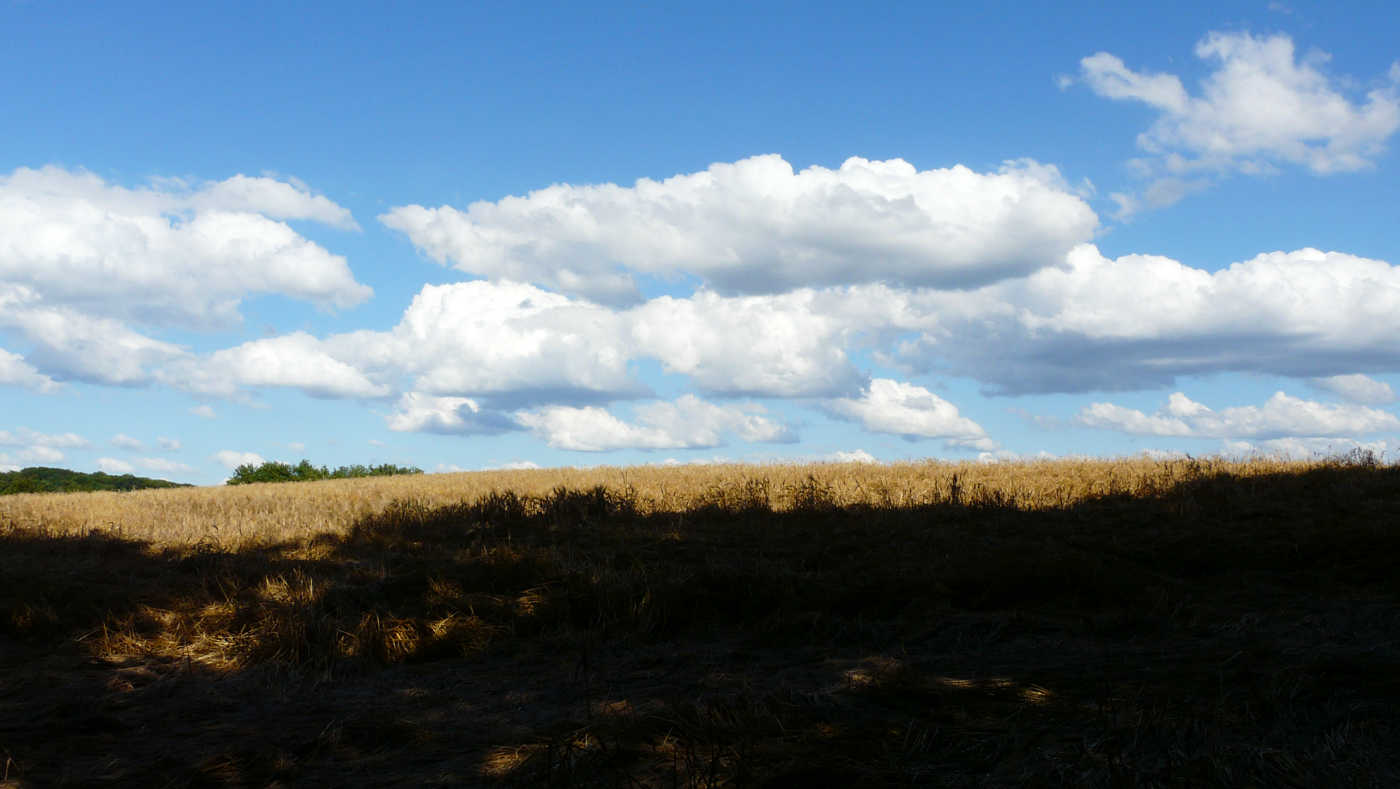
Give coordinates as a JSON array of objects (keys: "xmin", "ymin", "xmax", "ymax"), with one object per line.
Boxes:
[{"xmin": 3, "ymin": 0, "xmax": 1400, "ymax": 484}]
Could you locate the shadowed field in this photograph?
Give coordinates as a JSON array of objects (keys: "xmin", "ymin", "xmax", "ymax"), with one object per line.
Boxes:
[{"xmin": 3, "ymin": 457, "xmax": 1399, "ymax": 786}]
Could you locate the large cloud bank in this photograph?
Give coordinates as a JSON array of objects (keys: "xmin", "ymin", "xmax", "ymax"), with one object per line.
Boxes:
[
  {"xmin": 893, "ymin": 245, "xmax": 1400, "ymax": 394},
  {"xmin": 147, "ymin": 237, "xmax": 1400, "ymax": 452},
  {"xmin": 0, "ymin": 167, "xmax": 369, "ymax": 327},
  {"xmin": 5, "ymin": 125, "xmax": 1400, "ymax": 457},
  {"xmin": 381, "ymin": 155, "xmax": 1097, "ymax": 303},
  {"xmin": 0, "ymin": 167, "xmax": 370, "ymax": 386}
]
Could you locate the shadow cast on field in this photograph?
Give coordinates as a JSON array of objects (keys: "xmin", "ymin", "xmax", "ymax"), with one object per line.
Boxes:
[{"xmin": 3, "ymin": 463, "xmax": 1400, "ymax": 785}]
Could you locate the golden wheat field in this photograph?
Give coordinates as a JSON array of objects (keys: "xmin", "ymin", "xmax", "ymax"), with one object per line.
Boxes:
[
  {"xmin": 0, "ymin": 455, "xmax": 1307, "ymax": 546},
  {"xmin": 4, "ymin": 454, "xmax": 1399, "ymax": 787}
]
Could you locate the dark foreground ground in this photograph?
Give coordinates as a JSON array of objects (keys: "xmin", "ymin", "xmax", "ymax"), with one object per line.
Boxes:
[{"xmin": 3, "ymin": 463, "xmax": 1399, "ymax": 786}]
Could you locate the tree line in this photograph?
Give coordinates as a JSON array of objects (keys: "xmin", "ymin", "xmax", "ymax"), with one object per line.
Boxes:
[
  {"xmin": 0, "ymin": 467, "xmax": 191, "ymax": 495},
  {"xmin": 226, "ymin": 460, "xmax": 423, "ymax": 485}
]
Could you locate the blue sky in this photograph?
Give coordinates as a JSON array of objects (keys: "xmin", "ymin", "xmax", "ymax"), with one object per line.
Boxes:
[{"xmin": 3, "ymin": 0, "xmax": 1400, "ymax": 484}]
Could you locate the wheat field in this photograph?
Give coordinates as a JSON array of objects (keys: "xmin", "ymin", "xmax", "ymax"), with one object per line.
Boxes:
[
  {"xmin": 4, "ymin": 453, "xmax": 1398, "ymax": 786},
  {"xmin": 0, "ymin": 454, "xmax": 1307, "ymax": 547}
]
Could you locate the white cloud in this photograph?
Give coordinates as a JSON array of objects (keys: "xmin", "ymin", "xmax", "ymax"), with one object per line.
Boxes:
[
  {"xmin": 437, "ymin": 460, "xmax": 539, "ymax": 473},
  {"xmin": 190, "ymin": 405, "xmax": 217, "ymax": 419},
  {"xmin": 977, "ymin": 449, "xmax": 1064, "ymax": 463},
  {"xmin": 1076, "ymin": 400, "xmax": 1193, "ymax": 437},
  {"xmin": 199, "ymin": 280, "xmax": 863, "ymax": 404},
  {"xmin": 286, "ymin": 442, "xmax": 305, "ymax": 452},
  {"xmin": 1310, "ymin": 373, "xmax": 1396, "ymax": 404},
  {"xmin": 110, "ymin": 433, "xmax": 144, "ymax": 450},
  {"xmin": 96, "ymin": 457, "xmax": 135, "ymax": 474},
  {"xmin": 1223, "ymin": 436, "xmax": 1391, "ymax": 460},
  {"xmin": 328, "ymin": 281, "xmax": 635, "ymax": 401},
  {"xmin": 1080, "ymin": 32, "xmax": 1400, "ymax": 209},
  {"xmin": 187, "ymin": 173, "xmax": 359, "ymax": 230},
  {"xmin": 826, "ymin": 378, "xmax": 995, "ymax": 451},
  {"xmin": 489, "ymin": 460, "xmax": 541, "ymax": 471},
  {"xmin": 385, "ymin": 392, "xmax": 516, "ymax": 434},
  {"xmin": 515, "ymin": 395, "xmax": 792, "ymax": 451},
  {"xmin": 365, "ymin": 281, "xmax": 866, "ymax": 400},
  {"xmin": 19, "ymin": 445, "xmax": 65, "ymax": 463},
  {"xmin": 659, "ymin": 455, "xmax": 733, "ymax": 467},
  {"xmin": 157, "ymin": 436, "xmax": 182, "ymax": 451},
  {"xmin": 629, "ymin": 289, "xmax": 865, "ymax": 397},
  {"xmin": 632, "ymin": 395, "xmax": 793, "ymax": 444},
  {"xmin": 0, "ymin": 461, "xmax": 18, "ymax": 473},
  {"xmin": 1078, "ymin": 391, "xmax": 1400, "ymax": 439},
  {"xmin": 133, "ymin": 457, "xmax": 193, "ymax": 474},
  {"xmin": 381, "ymin": 154, "xmax": 1096, "ymax": 302},
  {"xmin": 213, "ymin": 450, "xmax": 264, "ymax": 469},
  {"xmin": 824, "ymin": 449, "xmax": 879, "ymax": 464},
  {"xmin": 0, "ymin": 346, "xmax": 60, "ymax": 392},
  {"xmin": 163, "ymin": 238, "xmax": 1400, "ymax": 414},
  {"xmin": 162, "ymin": 331, "xmax": 391, "ymax": 399},
  {"xmin": 896, "ymin": 244, "xmax": 1400, "ymax": 394},
  {"xmin": 0, "ymin": 295, "xmax": 188, "ymax": 385},
  {"xmin": 1079, "ymin": 52, "xmax": 1189, "ymax": 113},
  {"xmin": 0, "ymin": 428, "xmax": 89, "ymax": 449},
  {"xmin": 0, "ymin": 167, "xmax": 370, "ymax": 330}
]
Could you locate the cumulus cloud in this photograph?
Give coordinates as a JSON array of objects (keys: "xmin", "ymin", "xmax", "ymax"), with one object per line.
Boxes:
[
  {"xmin": 192, "ymin": 241, "xmax": 1400, "ymax": 409},
  {"xmin": 1079, "ymin": 31, "xmax": 1400, "ymax": 212},
  {"xmin": 0, "ymin": 167, "xmax": 371, "ymax": 329},
  {"xmin": 358, "ymin": 282, "xmax": 867, "ymax": 401},
  {"xmin": 629, "ymin": 289, "xmax": 865, "ymax": 397},
  {"xmin": 1310, "ymin": 373, "xmax": 1396, "ymax": 404},
  {"xmin": 0, "ymin": 346, "xmax": 60, "ymax": 392},
  {"xmin": 157, "ymin": 437, "xmax": 182, "ymax": 451},
  {"xmin": 17, "ymin": 445, "xmax": 64, "ymax": 463},
  {"xmin": 977, "ymin": 449, "xmax": 1064, "ymax": 463},
  {"xmin": 134, "ymin": 219, "xmax": 1400, "ymax": 447},
  {"xmin": 826, "ymin": 379, "xmax": 996, "ymax": 450},
  {"xmin": 515, "ymin": 395, "xmax": 792, "ymax": 451},
  {"xmin": 214, "ymin": 450, "xmax": 264, "ymax": 469},
  {"xmin": 328, "ymin": 281, "xmax": 636, "ymax": 403},
  {"xmin": 896, "ymin": 244, "xmax": 1400, "ymax": 394},
  {"xmin": 185, "ymin": 173, "xmax": 359, "ymax": 230},
  {"xmin": 132, "ymin": 457, "xmax": 193, "ymax": 474},
  {"xmin": 0, "ymin": 293, "xmax": 188, "ymax": 385},
  {"xmin": 0, "ymin": 428, "xmax": 88, "ymax": 449},
  {"xmin": 489, "ymin": 460, "xmax": 541, "ymax": 471},
  {"xmin": 659, "ymin": 456, "xmax": 734, "ymax": 467},
  {"xmin": 96, "ymin": 457, "xmax": 135, "ymax": 474},
  {"xmin": 381, "ymin": 154, "xmax": 1096, "ymax": 302},
  {"xmin": 1078, "ymin": 391, "xmax": 1400, "ymax": 439},
  {"xmin": 162, "ymin": 332, "xmax": 391, "ymax": 399},
  {"xmin": 385, "ymin": 392, "xmax": 517, "ymax": 434},
  {"xmin": 110, "ymin": 434, "xmax": 143, "ymax": 450},
  {"xmin": 181, "ymin": 279, "xmax": 867, "ymax": 404},
  {"xmin": 824, "ymin": 449, "xmax": 879, "ymax": 464},
  {"xmin": 1223, "ymin": 436, "xmax": 1391, "ymax": 460},
  {"xmin": 190, "ymin": 405, "xmax": 217, "ymax": 419}
]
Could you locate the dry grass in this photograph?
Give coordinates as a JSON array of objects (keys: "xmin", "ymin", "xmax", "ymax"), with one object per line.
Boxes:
[{"xmin": 3, "ymin": 454, "xmax": 1399, "ymax": 786}]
